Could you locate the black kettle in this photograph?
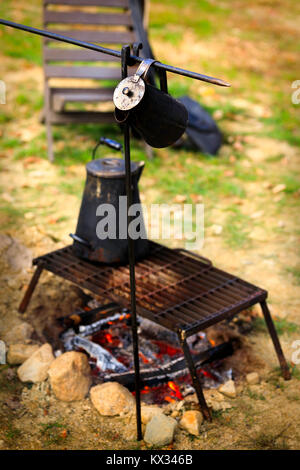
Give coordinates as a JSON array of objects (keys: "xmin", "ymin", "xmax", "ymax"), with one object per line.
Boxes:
[
  {"xmin": 113, "ymin": 59, "xmax": 188, "ymax": 148},
  {"xmin": 70, "ymin": 137, "xmax": 149, "ymax": 265}
]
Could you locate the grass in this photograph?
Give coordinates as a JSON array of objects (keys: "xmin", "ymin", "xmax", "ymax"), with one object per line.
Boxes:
[
  {"xmin": 0, "ymin": 0, "xmax": 42, "ymax": 65},
  {"xmin": 40, "ymin": 421, "xmax": 68, "ymax": 447},
  {"xmin": 252, "ymin": 317, "xmax": 299, "ymax": 336},
  {"xmin": 0, "ymin": 202, "xmax": 27, "ymax": 230},
  {"xmin": 291, "ymin": 366, "xmax": 300, "ymax": 381},
  {"xmin": 286, "ymin": 267, "xmax": 300, "ymax": 285},
  {"xmin": 242, "ymin": 428, "xmax": 290, "ymax": 450},
  {"xmin": 5, "ymin": 423, "xmax": 22, "ymax": 441},
  {"xmin": 247, "ymin": 388, "xmax": 266, "ymax": 401},
  {"xmin": 223, "ymin": 208, "xmax": 250, "ymax": 248},
  {"xmin": 0, "ymin": 1, "xmax": 298, "ymax": 256}
]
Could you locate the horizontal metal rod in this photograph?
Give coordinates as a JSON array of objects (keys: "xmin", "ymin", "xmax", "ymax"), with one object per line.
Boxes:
[{"xmin": 0, "ymin": 19, "xmax": 230, "ymax": 87}]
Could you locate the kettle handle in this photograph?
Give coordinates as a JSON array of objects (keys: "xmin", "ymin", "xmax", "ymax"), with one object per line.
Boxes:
[
  {"xmin": 132, "ymin": 58, "xmax": 158, "ymax": 84},
  {"xmin": 92, "ymin": 137, "xmax": 123, "ymax": 160}
]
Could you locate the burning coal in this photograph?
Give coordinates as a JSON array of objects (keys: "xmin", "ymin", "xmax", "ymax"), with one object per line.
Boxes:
[{"xmin": 59, "ymin": 301, "xmax": 233, "ymax": 404}]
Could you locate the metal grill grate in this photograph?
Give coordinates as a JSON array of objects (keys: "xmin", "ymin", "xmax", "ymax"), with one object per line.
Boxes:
[{"xmin": 33, "ymin": 241, "xmax": 266, "ymax": 336}]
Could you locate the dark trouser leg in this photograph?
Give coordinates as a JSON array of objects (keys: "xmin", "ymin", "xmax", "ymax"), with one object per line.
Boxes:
[
  {"xmin": 180, "ymin": 334, "xmax": 211, "ymax": 421},
  {"xmin": 260, "ymin": 300, "xmax": 291, "ymax": 380},
  {"xmin": 18, "ymin": 263, "xmax": 44, "ymax": 314}
]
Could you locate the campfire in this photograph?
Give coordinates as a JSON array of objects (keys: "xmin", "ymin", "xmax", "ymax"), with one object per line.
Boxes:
[{"xmin": 57, "ymin": 298, "xmax": 234, "ymax": 405}]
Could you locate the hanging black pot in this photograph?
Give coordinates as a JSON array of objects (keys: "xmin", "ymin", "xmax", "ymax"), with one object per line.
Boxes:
[
  {"xmin": 113, "ymin": 59, "xmax": 188, "ymax": 148},
  {"xmin": 70, "ymin": 137, "xmax": 149, "ymax": 265}
]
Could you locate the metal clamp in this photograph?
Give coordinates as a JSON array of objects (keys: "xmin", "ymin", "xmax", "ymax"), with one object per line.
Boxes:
[{"xmin": 132, "ymin": 58, "xmax": 157, "ymax": 83}]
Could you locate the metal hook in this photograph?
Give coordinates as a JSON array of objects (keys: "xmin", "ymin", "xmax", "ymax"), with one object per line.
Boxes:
[{"xmin": 132, "ymin": 58, "xmax": 157, "ymax": 83}]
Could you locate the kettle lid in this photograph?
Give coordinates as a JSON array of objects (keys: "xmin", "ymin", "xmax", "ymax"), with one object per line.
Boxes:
[{"xmin": 86, "ymin": 158, "xmax": 143, "ymax": 178}]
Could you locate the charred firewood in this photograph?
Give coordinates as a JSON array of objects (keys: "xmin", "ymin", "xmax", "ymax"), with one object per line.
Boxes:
[
  {"xmin": 56, "ymin": 302, "xmax": 122, "ymax": 331},
  {"xmin": 104, "ymin": 341, "xmax": 233, "ymax": 390},
  {"xmin": 72, "ymin": 335, "xmax": 127, "ymax": 373}
]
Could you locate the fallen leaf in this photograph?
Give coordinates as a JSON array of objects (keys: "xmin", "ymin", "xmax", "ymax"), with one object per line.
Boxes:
[
  {"xmin": 47, "ymin": 216, "xmax": 59, "ymax": 224},
  {"xmin": 24, "ymin": 212, "xmax": 35, "ymax": 220},
  {"xmin": 250, "ymin": 210, "xmax": 264, "ymax": 219},
  {"xmin": 174, "ymin": 194, "xmax": 187, "ymax": 203},
  {"xmin": 22, "ymin": 156, "xmax": 42, "ymax": 167},
  {"xmin": 213, "ymin": 109, "xmax": 224, "ymax": 120},
  {"xmin": 272, "ymin": 184, "xmax": 286, "ymax": 194},
  {"xmin": 232, "ymin": 197, "xmax": 244, "ymax": 205},
  {"xmin": 190, "ymin": 194, "xmax": 203, "ymax": 203},
  {"xmin": 233, "ymin": 141, "xmax": 243, "ymax": 151}
]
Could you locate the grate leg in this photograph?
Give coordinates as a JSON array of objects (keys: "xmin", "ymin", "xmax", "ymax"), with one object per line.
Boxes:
[
  {"xmin": 18, "ymin": 263, "xmax": 44, "ymax": 314},
  {"xmin": 180, "ymin": 333, "xmax": 212, "ymax": 421},
  {"xmin": 260, "ymin": 300, "xmax": 291, "ymax": 380}
]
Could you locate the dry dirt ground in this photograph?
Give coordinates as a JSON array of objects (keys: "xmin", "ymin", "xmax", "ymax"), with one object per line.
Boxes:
[{"xmin": 0, "ymin": 0, "xmax": 300, "ymax": 451}]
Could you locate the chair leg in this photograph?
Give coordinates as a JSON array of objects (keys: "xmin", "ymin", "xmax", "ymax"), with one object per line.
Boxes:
[
  {"xmin": 44, "ymin": 82, "xmax": 54, "ymax": 162},
  {"xmin": 46, "ymin": 117, "xmax": 54, "ymax": 163},
  {"xmin": 260, "ymin": 300, "xmax": 291, "ymax": 380},
  {"xmin": 180, "ymin": 334, "xmax": 211, "ymax": 421},
  {"xmin": 19, "ymin": 263, "xmax": 44, "ymax": 314}
]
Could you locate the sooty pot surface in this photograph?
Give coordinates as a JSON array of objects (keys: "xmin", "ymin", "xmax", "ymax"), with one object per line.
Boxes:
[{"xmin": 72, "ymin": 157, "xmax": 149, "ymax": 265}]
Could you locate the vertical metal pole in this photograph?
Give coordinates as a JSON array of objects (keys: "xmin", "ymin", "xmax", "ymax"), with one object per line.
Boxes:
[{"xmin": 121, "ymin": 45, "xmax": 143, "ymax": 441}]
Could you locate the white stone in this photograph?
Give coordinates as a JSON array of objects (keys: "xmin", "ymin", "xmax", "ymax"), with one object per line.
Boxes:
[
  {"xmin": 219, "ymin": 380, "xmax": 236, "ymax": 398},
  {"xmin": 204, "ymin": 389, "xmax": 232, "ymax": 411},
  {"xmin": 141, "ymin": 405, "xmax": 164, "ymax": 424},
  {"xmin": 246, "ymin": 372, "xmax": 260, "ymax": 385},
  {"xmin": 90, "ymin": 382, "xmax": 135, "ymax": 416},
  {"xmin": 4, "ymin": 322, "xmax": 34, "ymax": 345},
  {"xmin": 7, "ymin": 343, "xmax": 40, "ymax": 365},
  {"xmin": 144, "ymin": 414, "xmax": 177, "ymax": 447},
  {"xmin": 17, "ymin": 343, "xmax": 54, "ymax": 383},
  {"xmin": 48, "ymin": 351, "xmax": 91, "ymax": 402}
]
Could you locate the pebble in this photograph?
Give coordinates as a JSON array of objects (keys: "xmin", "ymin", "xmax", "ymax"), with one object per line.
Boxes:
[
  {"xmin": 144, "ymin": 414, "xmax": 177, "ymax": 447},
  {"xmin": 272, "ymin": 184, "xmax": 286, "ymax": 194},
  {"xmin": 4, "ymin": 322, "xmax": 34, "ymax": 345},
  {"xmin": 179, "ymin": 410, "xmax": 203, "ymax": 436},
  {"xmin": 7, "ymin": 343, "xmax": 40, "ymax": 365},
  {"xmin": 90, "ymin": 382, "xmax": 135, "ymax": 416},
  {"xmin": 48, "ymin": 351, "xmax": 91, "ymax": 402},
  {"xmin": 219, "ymin": 380, "xmax": 237, "ymax": 399},
  {"xmin": 17, "ymin": 343, "xmax": 54, "ymax": 383},
  {"xmin": 141, "ymin": 405, "xmax": 164, "ymax": 424},
  {"xmin": 204, "ymin": 390, "xmax": 232, "ymax": 411},
  {"xmin": 246, "ymin": 372, "xmax": 260, "ymax": 385}
]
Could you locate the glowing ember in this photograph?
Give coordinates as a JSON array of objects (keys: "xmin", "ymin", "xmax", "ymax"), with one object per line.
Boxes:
[
  {"xmin": 139, "ymin": 351, "xmax": 150, "ymax": 364},
  {"xmin": 164, "ymin": 396, "xmax": 176, "ymax": 403},
  {"xmin": 66, "ymin": 301, "xmax": 232, "ymax": 405},
  {"xmin": 105, "ymin": 333, "xmax": 113, "ymax": 344},
  {"xmin": 167, "ymin": 381, "xmax": 183, "ymax": 400}
]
